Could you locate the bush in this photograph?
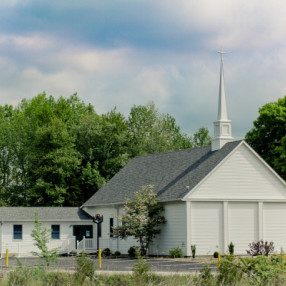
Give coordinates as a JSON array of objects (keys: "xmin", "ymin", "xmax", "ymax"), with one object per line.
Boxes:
[
  {"xmin": 114, "ymin": 251, "xmax": 121, "ymax": 257},
  {"xmin": 75, "ymin": 255, "xmax": 95, "ymax": 285},
  {"xmin": 102, "ymin": 248, "xmax": 111, "ymax": 257},
  {"xmin": 128, "ymin": 246, "xmax": 139, "ymax": 258},
  {"xmin": 228, "ymin": 241, "xmax": 234, "ymax": 255},
  {"xmin": 247, "ymin": 240, "xmax": 274, "ymax": 256},
  {"xmin": 191, "ymin": 244, "xmax": 196, "ymax": 258},
  {"xmin": 199, "ymin": 265, "xmax": 213, "ymax": 285},
  {"xmin": 217, "ymin": 256, "xmax": 243, "ymax": 285},
  {"xmin": 213, "ymin": 251, "xmax": 219, "ymax": 258},
  {"xmin": 132, "ymin": 252, "xmax": 150, "ymax": 278},
  {"xmin": 169, "ymin": 247, "xmax": 183, "ymax": 258}
]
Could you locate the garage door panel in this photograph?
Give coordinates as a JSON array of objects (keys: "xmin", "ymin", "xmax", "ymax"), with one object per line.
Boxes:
[
  {"xmin": 263, "ymin": 203, "xmax": 286, "ymax": 251},
  {"xmin": 229, "ymin": 202, "xmax": 258, "ymax": 255},
  {"xmin": 191, "ymin": 202, "xmax": 223, "ymax": 255}
]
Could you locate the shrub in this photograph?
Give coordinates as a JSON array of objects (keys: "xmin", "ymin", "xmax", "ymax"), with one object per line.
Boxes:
[
  {"xmin": 128, "ymin": 246, "xmax": 139, "ymax": 258},
  {"xmin": 191, "ymin": 244, "xmax": 196, "ymax": 258},
  {"xmin": 75, "ymin": 255, "xmax": 95, "ymax": 285},
  {"xmin": 228, "ymin": 241, "xmax": 234, "ymax": 255},
  {"xmin": 114, "ymin": 251, "xmax": 121, "ymax": 257},
  {"xmin": 213, "ymin": 251, "xmax": 219, "ymax": 258},
  {"xmin": 169, "ymin": 247, "xmax": 183, "ymax": 258},
  {"xmin": 102, "ymin": 248, "xmax": 111, "ymax": 257},
  {"xmin": 247, "ymin": 240, "xmax": 274, "ymax": 256},
  {"xmin": 132, "ymin": 251, "xmax": 150, "ymax": 277},
  {"xmin": 199, "ymin": 265, "xmax": 213, "ymax": 285},
  {"xmin": 217, "ymin": 256, "xmax": 243, "ymax": 284},
  {"xmin": 44, "ymin": 272, "xmax": 71, "ymax": 286}
]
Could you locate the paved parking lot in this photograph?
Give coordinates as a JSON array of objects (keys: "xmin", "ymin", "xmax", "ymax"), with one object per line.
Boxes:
[{"xmin": 0, "ymin": 256, "xmax": 217, "ymax": 273}]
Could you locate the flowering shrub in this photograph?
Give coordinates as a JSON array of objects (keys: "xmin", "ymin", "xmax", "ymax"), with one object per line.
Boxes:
[{"xmin": 112, "ymin": 185, "xmax": 166, "ymax": 255}]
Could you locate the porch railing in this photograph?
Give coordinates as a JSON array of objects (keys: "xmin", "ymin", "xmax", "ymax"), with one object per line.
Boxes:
[{"xmin": 76, "ymin": 237, "xmax": 96, "ymax": 254}]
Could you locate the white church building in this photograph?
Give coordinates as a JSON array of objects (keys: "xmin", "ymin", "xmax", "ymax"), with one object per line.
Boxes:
[{"xmin": 1, "ymin": 54, "xmax": 285, "ymax": 257}]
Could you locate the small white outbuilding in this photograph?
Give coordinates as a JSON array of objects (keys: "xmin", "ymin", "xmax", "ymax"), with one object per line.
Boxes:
[{"xmin": 82, "ymin": 54, "xmax": 286, "ymax": 256}]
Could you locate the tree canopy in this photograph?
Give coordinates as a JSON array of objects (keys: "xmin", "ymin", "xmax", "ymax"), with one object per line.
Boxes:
[
  {"xmin": 0, "ymin": 93, "xmax": 211, "ymax": 206},
  {"xmin": 245, "ymin": 96, "xmax": 286, "ymax": 181}
]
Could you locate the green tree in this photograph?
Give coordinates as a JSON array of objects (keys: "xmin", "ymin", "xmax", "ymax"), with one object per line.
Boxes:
[
  {"xmin": 245, "ymin": 96, "xmax": 286, "ymax": 180},
  {"xmin": 112, "ymin": 185, "xmax": 166, "ymax": 255},
  {"xmin": 31, "ymin": 213, "xmax": 59, "ymax": 266},
  {"xmin": 193, "ymin": 127, "xmax": 211, "ymax": 147},
  {"xmin": 28, "ymin": 118, "xmax": 81, "ymax": 206},
  {"xmin": 127, "ymin": 102, "xmax": 193, "ymax": 156}
]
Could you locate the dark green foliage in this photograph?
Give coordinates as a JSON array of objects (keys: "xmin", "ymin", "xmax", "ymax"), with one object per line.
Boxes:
[
  {"xmin": 75, "ymin": 255, "xmax": 95, "ymax": 284},
  {"xmin": 169, "ymin": 246, "xmax": 183, "ymax": 258},
  {"xmin": 213, "ymin": 251, "xmax": 219, "ymax": 258},
  {"xmin": 0, "ymin": 95, "xmax": 210, "ymax": 207},
  {"xmin": 228, "ymin": 241, "xmax": 235, "ymax": 255},
  {"xmin": 114, "ymin": 250, "xmax": 121, "ymax": 257},
  {"xmin": 247, "ymin": 240, "xmax": 274, "ymax": 256},
  {"xmin": 191, "ymin": 244, "xmax": 196, "ymax": 258},
  {"xmin": 128, "ymin": 246, "xmax": 139, "ymax": 258},
  {"xmin": 245, "ymin": 95, "xmax": 286, "ymax": 181},
  {"xmin": 102, "ymin": 248, "xmax": 112, "ymax": 257}
]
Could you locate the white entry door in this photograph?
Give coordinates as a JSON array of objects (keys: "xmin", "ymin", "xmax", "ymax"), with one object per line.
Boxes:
[
  {"xmin": 191, "ymin": 202, "xmax": 223, "ymax": 255},
  {"xmin": 228, "ymin": 202, "xmax": 258, "ymax": 255}
]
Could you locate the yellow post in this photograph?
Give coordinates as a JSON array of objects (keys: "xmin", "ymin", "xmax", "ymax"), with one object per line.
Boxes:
[
  {"xmin": 98, "ymin": 249, "xmax": 101, "ymax": 269},
  {"xmin": 5, "ymin": 249, "xmax": 8, "ymax": 267},
  {"xmin": 218, "ymin": 252, "xmax": 221, "ymax": 269}
]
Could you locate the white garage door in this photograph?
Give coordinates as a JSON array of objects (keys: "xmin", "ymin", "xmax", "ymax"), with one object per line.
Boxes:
[
  {"xmin": 228, "ymin": 202, "xmax": 258, "ymax": 254},
  {"xmin": 191, "ymin": 202, "xmax": 223, "ymax": 255},
  {"xmin": 263, "ymin": 203, "xmax": 286, "ymax": 251}
]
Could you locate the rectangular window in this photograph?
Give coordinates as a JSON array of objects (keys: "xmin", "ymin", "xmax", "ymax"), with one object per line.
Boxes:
[
  {"xmin": 110, "ymin": 218, "xmax": 114, "ymax": 237},
  {"xmin": 13, "ymin": 225, "xmax": 22, "ymax": 240},
  {"xmin": 51, "ymin": 225, "xmax": 60, "ymax": 239}
]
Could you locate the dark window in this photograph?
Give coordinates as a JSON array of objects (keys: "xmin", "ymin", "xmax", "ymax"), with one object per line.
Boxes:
[
  {"xmin": 13, "ymin": 225, "xmax": 22, "ymax": 240},
  {"xmin": 51, "ymin": 225, "xmax": 60, "ymax": 239},
  {"xmin": 110, "ymin": 218, "xmax": 114, "ymax": 237}
]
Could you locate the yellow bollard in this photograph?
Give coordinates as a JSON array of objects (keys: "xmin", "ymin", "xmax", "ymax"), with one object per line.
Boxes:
[
  {"xmin": 98, "ymin": 249, "xmax": 101, "ymax": 269},
  {"xmin": 218, "ymin": 252, "xmax": 221, "ymax": 269},
  {"xmin": 5, "ymin": 249, "xmax": 8, "ymax": 267}
]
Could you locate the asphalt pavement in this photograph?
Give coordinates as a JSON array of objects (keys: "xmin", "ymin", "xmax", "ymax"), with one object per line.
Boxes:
[{"xmin": 0, "ymin": 256, "xmax": 217, "ymax": 273}]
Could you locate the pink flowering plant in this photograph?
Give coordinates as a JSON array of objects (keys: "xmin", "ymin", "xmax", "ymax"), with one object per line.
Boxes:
[{"xmin": 112, "ymin": 185, "xmax": 165, "ymax": 255}]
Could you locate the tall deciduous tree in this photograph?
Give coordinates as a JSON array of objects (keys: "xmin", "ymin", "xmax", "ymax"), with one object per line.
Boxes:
[
  {"xmin": 245, "ymin": 96, "xmax": 286, "ymax": 181},
  {"xmin": 112, "ymin": 185, "xmax": 166, "ymax": 255},
  {"xmin": 127, "ymin": 102, "xmax": 193, "ymax": 156}
]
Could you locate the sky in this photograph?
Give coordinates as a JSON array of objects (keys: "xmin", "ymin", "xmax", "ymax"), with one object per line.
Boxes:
[{"xmin": 0, "ymin": 1, "xmax": 286, "ymax": 139}]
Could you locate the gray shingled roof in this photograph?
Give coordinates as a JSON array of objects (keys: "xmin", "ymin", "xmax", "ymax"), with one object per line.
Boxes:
[
  {"xmin": 0, "ymin": 207, "xmax": 93, "ymax": 221},
  {"xmin": 83, "ymin": 140, "xmax": 243, "ymax": 206}
]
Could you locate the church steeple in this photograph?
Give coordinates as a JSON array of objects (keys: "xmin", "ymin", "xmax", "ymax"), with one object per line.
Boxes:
[{"xmin": 211, "ymin": 51, "xmax": 234, "ymax": 151}]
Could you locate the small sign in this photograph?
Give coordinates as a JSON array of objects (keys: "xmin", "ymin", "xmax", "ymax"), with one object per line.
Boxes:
[{"xmin": 86, "ymin": 230, "xmax": 91, "ymax": 237}]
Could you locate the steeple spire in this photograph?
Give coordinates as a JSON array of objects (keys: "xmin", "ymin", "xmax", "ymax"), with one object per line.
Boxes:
[
  {"xmin": 211, "ymin": 51, "xmax": 234, "ymax": 151},
  {"xmin": 217, "ymin": 51, "xmax": 228, "ymax": 121}
]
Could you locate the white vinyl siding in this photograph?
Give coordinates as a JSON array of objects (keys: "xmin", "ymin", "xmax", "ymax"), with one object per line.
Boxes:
[
  {"xmin": 263, "ymin": 203, "xmax": 286, "ymax": 251},
  {"xmin": 191, "ymin": 202, "xmax": 223, "ymax": 255},
  {"xmin": 1, "ymin": 221, "xmax": 92, "ymax": 257},
  {"xmin": 149, "ymin": 202, "xmax": 186, "ymax": 256},
  {"xmin": 228, "ymin": 202, "xmax": 258, "ymax": 254},
  {"xmin": 188, "ymin": 144, "xmax": 286, "ymax": 200}
]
